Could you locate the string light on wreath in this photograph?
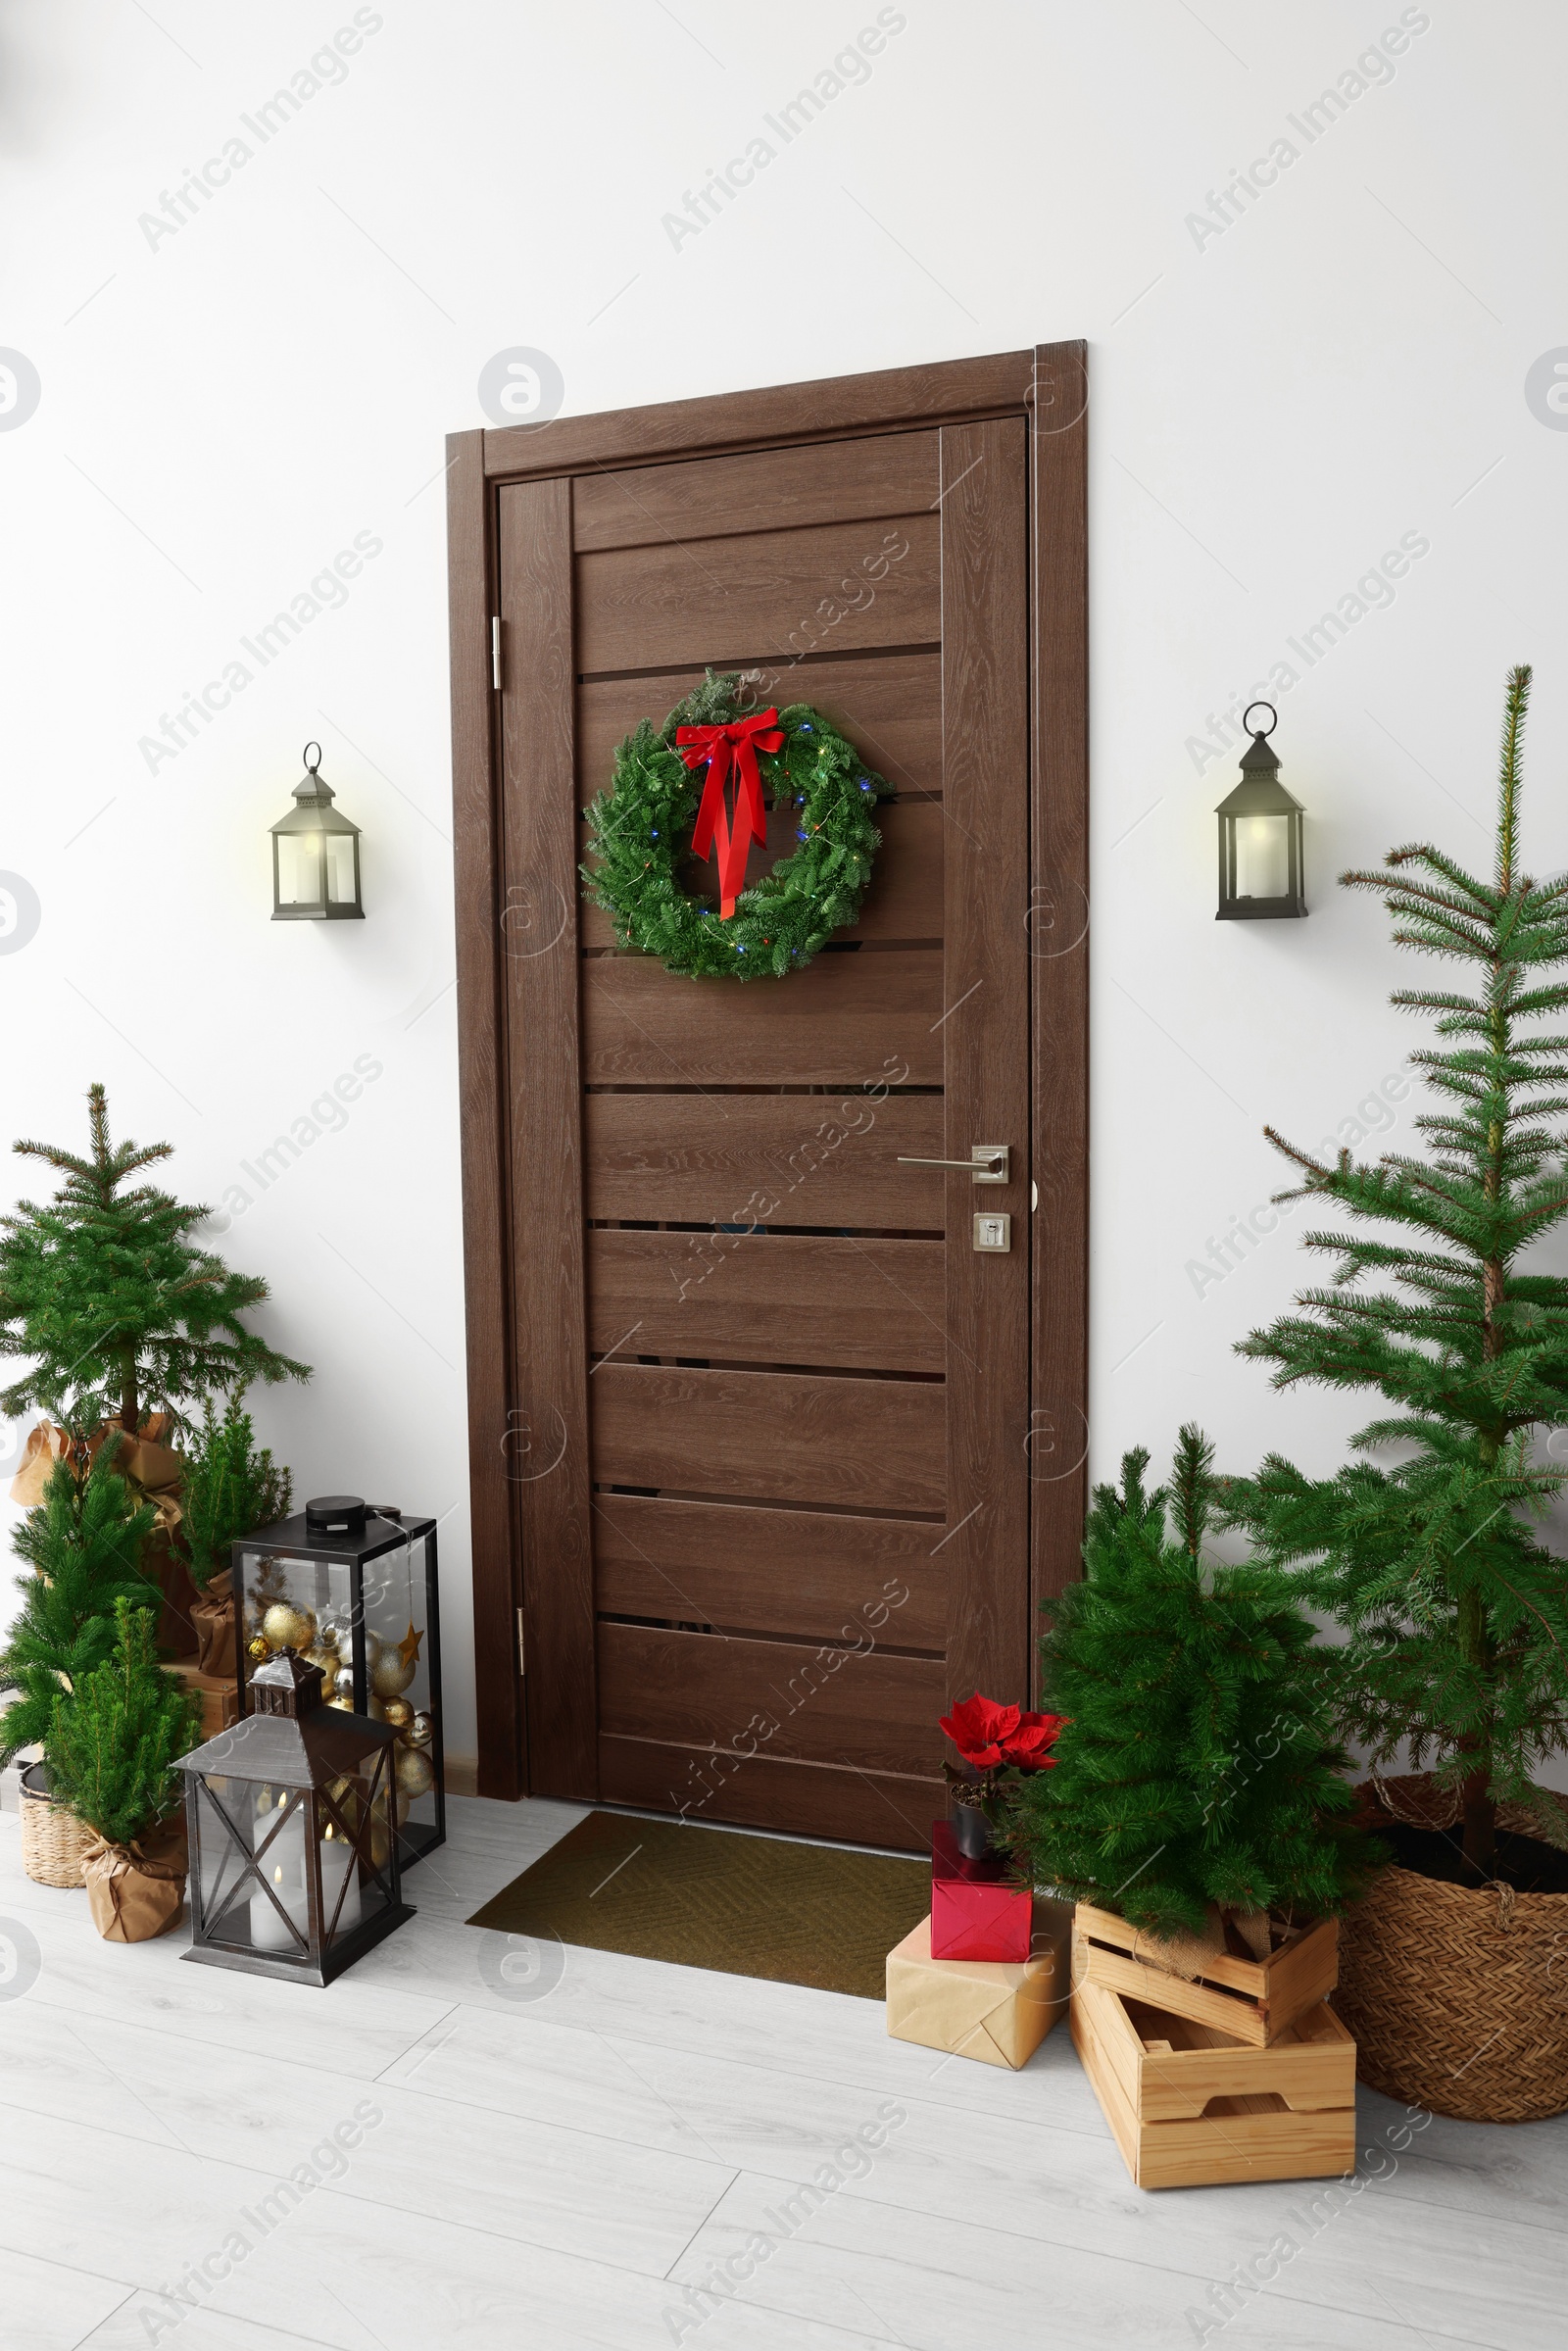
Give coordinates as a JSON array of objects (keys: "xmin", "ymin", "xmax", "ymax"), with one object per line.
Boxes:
[{"xmin": 581, "ymin": 670, "xmax": 891, "ymax": 982}]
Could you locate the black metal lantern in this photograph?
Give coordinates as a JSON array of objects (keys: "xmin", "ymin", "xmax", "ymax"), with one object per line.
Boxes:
[
  {"xmin": 233, "ymin": 1496, "xmax": 444, "ymax": 1869},
  {"xmin": 270, "ymin": 743, "xmax": 364, "ymax": 921},
  {"xmin": 181, "ymin": 1648, "xmax": 413, "ymax": 1984},
  {"xmin": 1215, "ymin": 705, "xmax": 1306, "ymax": 920}
]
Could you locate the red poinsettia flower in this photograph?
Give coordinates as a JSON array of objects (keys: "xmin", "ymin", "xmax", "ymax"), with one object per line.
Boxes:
[
  {"xmin": 999, "ymin": 1710, "xmax": 1064, "ymax": 1769},
  {"xmin": 940, "ymin": 1693, "xmax": 1065, "ymax": 1774},
  {"xmin": 939, "ymin": 1693, "xmax": 1019, "ymax": 1771}
]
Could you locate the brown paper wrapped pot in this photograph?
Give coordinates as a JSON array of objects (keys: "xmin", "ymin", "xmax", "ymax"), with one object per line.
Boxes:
[
  {"xmin": 80, "ymin": 1816, "xmax": 188, "ymax": 1943},
  {"xmin": 189, "ymin": 1568, "xmax": 236, "ymax": 1677}
]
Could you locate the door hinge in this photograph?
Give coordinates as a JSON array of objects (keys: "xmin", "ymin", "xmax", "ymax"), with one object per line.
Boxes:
[
  {"xmin": 516, "ymin": 1605, "xmax": 526, "ymax": 1675},
  {"xmin": 491, "ymin": 615, "xmax": 503, "ymax": 692}
]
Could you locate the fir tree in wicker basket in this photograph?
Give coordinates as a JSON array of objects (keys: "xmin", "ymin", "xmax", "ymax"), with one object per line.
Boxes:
[{"xmin": 1221, "ymin": 665, "xmax": 1568, "ymax": 2120}]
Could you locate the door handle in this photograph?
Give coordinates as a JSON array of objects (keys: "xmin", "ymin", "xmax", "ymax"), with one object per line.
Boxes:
[{"xmin": 897, "ymin": 1145, "xmax": 1010, "ymax": 1184}]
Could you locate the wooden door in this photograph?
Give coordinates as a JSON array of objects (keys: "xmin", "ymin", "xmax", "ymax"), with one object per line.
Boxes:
[{"xmin": 448, "ymin": 350, "xmax": 1088, "ymax": 1846}]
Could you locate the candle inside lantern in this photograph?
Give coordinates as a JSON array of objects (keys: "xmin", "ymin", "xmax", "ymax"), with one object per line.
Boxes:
[
  {"xmin": 1234, "ymin": 812, "xmax": 1289, "ymax": 902},
  {"xmin": 319, "ymin": 1826, "xmax": 363, "ymax": 1938},
  {"xmin": 250, "ymin": 1859, "xmax": 306, "ymax": 1951},
  {"xmin": 248, "ymin": 1789, "xmax": 308, "ymax": 1950}
]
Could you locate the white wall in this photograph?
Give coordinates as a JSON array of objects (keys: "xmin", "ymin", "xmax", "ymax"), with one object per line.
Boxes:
[{"xmin": 3, "ymin": 0, "xmax": 1565, "ymax": 1759}]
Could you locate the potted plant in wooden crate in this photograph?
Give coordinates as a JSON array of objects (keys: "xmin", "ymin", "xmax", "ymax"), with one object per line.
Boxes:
[
  {"xmin": 0, "ymin": 1441, "xmax": 159, "ymax": 1886},
  {"xmin": 1002, "ymin": 1429, "xmax": 1380, "ymax": 2042},
  {"xmin": 1223, "ymin": 665, "xmax": 1568, "ymax": 2124},
  {"xmin": 48, "ymin": 1597, "xmax": 201, "ymax": 1941},
  {"xmin": 1003, "ymin": 1430, "xmax": 1378, "ymax": 2188}
]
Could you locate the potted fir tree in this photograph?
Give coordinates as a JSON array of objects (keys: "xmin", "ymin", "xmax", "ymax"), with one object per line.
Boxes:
[
  {"xmin": 0, "ymin": 1442, "xmax": 159, "ymax": 1886},
  {"xmin": 1223, "ymin": 666, "xmax": 1568, "ymax": 2121},
  {"xmin": 177, "ymin": 1394, "xmax": 293, "ymax": 1677},
  {"xmin": 0, "ymin": 1082, "xmax": 309, "ymax": 1648},
  {"xmin": 48, "ymin": 1597, "xmax": 201, "ymax": 1941},
  {"xmin": 1003, "ymin": 1429, "xmax": 1378, "ymax": 2030}
]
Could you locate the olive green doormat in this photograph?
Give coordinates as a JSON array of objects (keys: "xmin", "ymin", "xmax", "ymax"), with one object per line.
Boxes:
[{"xmin": 466, "ymin": 1810, "xmax": 932, "ymax": 1999}]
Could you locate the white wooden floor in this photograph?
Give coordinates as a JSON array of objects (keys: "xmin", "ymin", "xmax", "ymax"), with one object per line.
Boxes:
[{"xmin": 0, "ymin": 1793, "xmax": 1562, "ymax": 2351}]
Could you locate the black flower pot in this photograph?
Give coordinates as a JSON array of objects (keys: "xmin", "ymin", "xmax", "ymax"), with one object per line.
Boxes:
[{"xmin": 951, "ymin": 1798, "xmax": 994, "ymax": 1861}]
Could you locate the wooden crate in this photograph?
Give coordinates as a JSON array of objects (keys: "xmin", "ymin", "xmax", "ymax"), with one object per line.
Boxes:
[
  {"xmin": 1071, "ymin": 1968, "xmax": 1356, "ymax": 2190},
  {"xmin": 168, "ymin": 1660, "xmax": 239, "ymax": 1742},
  {"xmin": 1074, "ymin": 1900, "xmax": 1338, "ymax": 2048}
]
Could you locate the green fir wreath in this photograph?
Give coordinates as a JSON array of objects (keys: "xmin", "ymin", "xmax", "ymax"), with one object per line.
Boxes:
[{"xmin": 582, "ymin": 671, "xmax": 891, "ymax": 980}]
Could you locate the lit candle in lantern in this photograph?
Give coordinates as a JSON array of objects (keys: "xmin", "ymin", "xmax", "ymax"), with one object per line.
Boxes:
[
  {"xmin": 319, "ymin": 1826, "xmax": 363, "ymax": 1937},
  {"xmin": 250, "ymin": 1859, "xmax": 306, "ymax": 1952}
]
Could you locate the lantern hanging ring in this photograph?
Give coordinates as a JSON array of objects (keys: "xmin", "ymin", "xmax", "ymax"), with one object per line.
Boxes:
[
  {"xmin": 302, "ymin": 741, "xmax": 323, "ymax": 774},
  {"xmin": 1242, "ymin": 703, "xmax": 1277, "ymax": 739}
]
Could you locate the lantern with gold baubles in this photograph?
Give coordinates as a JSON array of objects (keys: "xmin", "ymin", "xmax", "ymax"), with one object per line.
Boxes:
[{"xmin": 232, "ymin": 1494, "xmax": 444, "ymax": 1870}]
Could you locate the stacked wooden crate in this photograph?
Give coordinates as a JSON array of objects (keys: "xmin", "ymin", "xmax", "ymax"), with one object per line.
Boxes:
[{"xmin": 1070, "ymin": 1904, "xmax": 1356, "ymax": 2189}]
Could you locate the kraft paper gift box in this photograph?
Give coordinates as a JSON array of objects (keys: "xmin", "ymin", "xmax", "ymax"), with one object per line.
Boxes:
[
  {"xmin": 930, "ymin": 1819, "xmax": 1033, "ymax": 1962},
  {"xmin": 886, "ymin": 1901, "xmax": 1072, "ymax": 2069}
]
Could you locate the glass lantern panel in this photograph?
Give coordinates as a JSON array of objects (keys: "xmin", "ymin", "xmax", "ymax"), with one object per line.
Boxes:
[
  {"xmin": 248, "ymin": 1784, "xmax": 314, "ymax": 1954},
  {"xmin": 275, "ymin": 834, "xmax": 324, "ymax": 907},
  {"xmin": 324, "ymin": 835, "xmax": 358, "ymax": 905},
  {"xmin": 361, "ymin": 1534, "xmax": 438, "ymax": 1844},
  {"xmin": 194, "ymin": 1773, "xmax": 258, "ymax": 1942},
  {"xmin": 238, "ymin": 1549, "xmax": 358, "ymax": 1706},
  {"xmin": 319, "ymin": 1763, "xmax": 393, "ymax": 1944},
  {"xmin": 1234, "ymin": 812, "xmax": 1290, "ymax": 901}
]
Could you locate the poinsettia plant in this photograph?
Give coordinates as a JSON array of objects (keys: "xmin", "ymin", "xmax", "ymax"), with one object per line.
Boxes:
[{"xmin": 940, "ymin": 1692, "xmax": 1063, "ymax": 1821}]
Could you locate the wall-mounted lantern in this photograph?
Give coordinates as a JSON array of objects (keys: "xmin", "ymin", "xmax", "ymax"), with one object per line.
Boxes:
[
  {"xmin": 1215, "ymin": 705, "xmax": 1306, "ymax": 920},
  {"xmin": 270, "ymin": 744, "xmax": 364, "ymax": 922}
]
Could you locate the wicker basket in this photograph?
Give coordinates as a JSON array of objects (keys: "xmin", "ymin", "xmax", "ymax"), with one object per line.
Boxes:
[
  {"xmin": 18, "ymin": 1761, "xmax": 94, "ymax": 1890},
  {"xmin": 1335, "ymin": 1775, "xmax": 1568, "ymax": 2124}
]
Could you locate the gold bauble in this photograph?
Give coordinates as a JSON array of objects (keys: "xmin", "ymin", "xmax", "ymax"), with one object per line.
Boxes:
[
  {"xmin": 368, "ymin": 1819, "xmax": 391, "ymax": 1870},
  {"xmin": 262, "ymin": 1602, "xmax": 312, "ymax": 1653},
  {"xmin": 303, "ymin": 1646, "xmax": 338, "ymax": 1682},
  {"xmin": 395, "ymin": 1745, "xmax": 435, "ymax": 1797},
  {"xmin": 245, "ymin": 1634, "xmax": 270, "ymax": 1665},
  {"xmin": 360, "ymin": 1630, "xmax": 384, "ymax": 1668},
  {"xmin": 333, "ymin": 1667, "xmax": 356, "ymax": 1703},
  {"xmin": 395, "ymin": 1788, "xmax": 413, "ymax": 1827},
  {"xmin": 381, "ymin": 1697, "xmax": 414, "ymax": 1732},
  {"xmin": 325, "ymin": 1690, "xmax": 353, "ymax": 1711},
  {"xmin": 371, "ymin": 1649, "xmax": 416, "ymax": 1698},
  {"xmin": 409, "ymin": 1711, "xmax": 433, "ymax": 1748}
]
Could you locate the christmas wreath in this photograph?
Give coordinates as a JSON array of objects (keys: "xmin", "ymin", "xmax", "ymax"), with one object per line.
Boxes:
[{"xmin": 582, "ymin": 671, "xmax": 891, "ymax": 980}]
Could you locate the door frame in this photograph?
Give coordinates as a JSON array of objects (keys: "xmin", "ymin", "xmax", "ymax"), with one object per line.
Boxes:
[{"xmin": 446, "ymin": 344, "xmax": 1089, "ymax": 1803}]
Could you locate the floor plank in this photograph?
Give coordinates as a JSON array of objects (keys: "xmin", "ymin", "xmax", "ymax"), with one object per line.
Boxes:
[{"xmin": 2, "ymin": 1792, "xmax": 1563, "ymax": 2351}]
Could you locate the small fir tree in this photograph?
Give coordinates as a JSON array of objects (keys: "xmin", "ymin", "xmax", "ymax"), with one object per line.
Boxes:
[
  {"xmin": 0, "ymin": 1082, "xmax": 310, "ymax": 1436},
  {"xmin": 0, "ymin": 1442, "xmax": 160, "ymax": 1762},
  {"xmin": 1222, "ymin": 666, "xmax": 1568, "ymax": 1874},
  {"xmin": 47, "ymin": 1597, "xmax": 200, "ymax": 1847},
  {"xmin": 178, "ymin": 1394, "xmax": 292, "ymax": 1591},
  {"xmin": 1003, "ymin": 1429, "xmax": 1377, "ymax": 1944}
]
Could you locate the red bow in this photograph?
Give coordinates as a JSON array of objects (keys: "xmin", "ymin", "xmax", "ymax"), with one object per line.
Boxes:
[{"xmin": 676, "ymin": 710, "xmax": 784, "ymax": 919}]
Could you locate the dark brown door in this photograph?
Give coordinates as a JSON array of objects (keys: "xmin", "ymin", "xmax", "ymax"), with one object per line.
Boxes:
[{"xmin": 448, "ymin": 352, "xmax": 1088, "ymax": 1846}]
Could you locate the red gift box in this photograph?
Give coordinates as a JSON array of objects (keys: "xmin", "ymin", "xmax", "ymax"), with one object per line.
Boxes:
[{"xmin": 931, "ymin": 1820, "xmax": 1033, "ymax": 1963}]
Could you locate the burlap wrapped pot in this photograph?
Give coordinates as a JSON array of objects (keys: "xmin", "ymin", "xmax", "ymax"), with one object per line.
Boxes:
[{"xmin": 1335, "ymin": 1776, "xmax": 1568, "ymax": 2124}]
